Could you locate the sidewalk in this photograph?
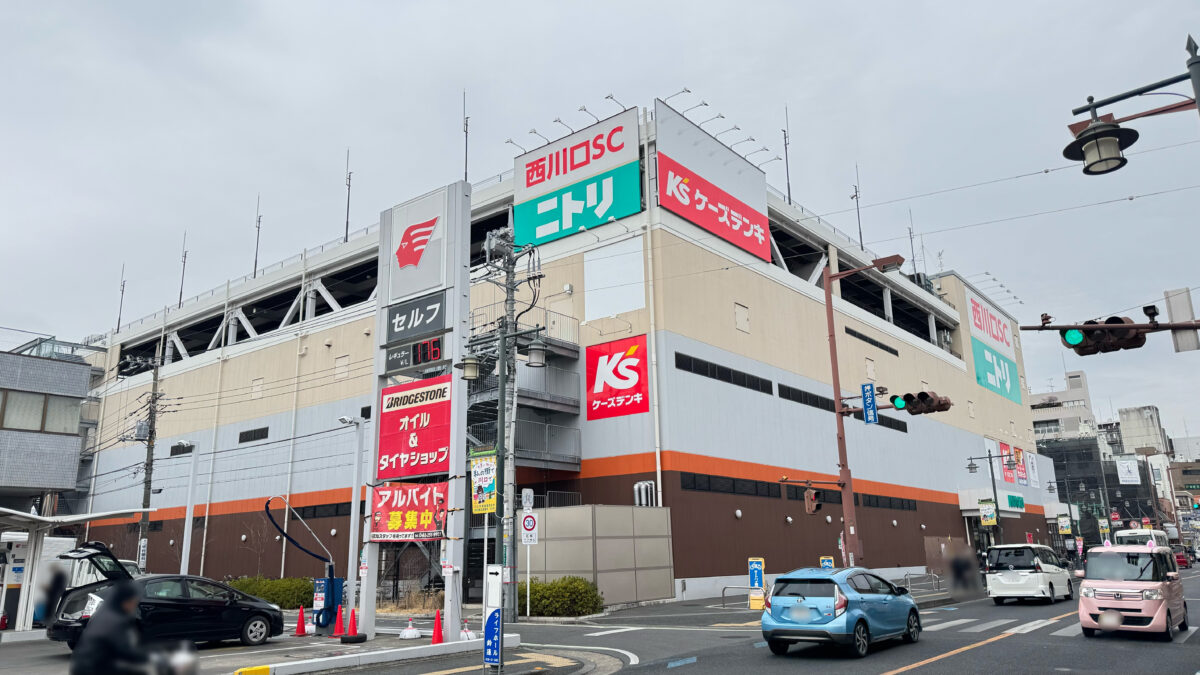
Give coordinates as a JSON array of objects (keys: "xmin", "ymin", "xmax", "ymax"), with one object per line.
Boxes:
[{"xmin": 231, "ymin": 632, "xmax": 520, "ymax": 675}]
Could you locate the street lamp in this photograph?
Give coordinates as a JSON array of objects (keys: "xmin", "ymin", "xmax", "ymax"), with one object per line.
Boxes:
[
  {"xmin": 822, "ymin": 254, "xmax": 904, "ymax": 565},
  {"xmin": 964, "ymin": 451, "xmax": 1011, "ymax": 545},
  {"xmin": 338, "ymin": 415, "xmax": 367, "ymax": 614}
]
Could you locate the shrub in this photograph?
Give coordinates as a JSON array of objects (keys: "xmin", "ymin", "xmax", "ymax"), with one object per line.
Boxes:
[
  {"xmin": 517, "ymin": 576, "xmax": 604, "ymax": 617},
  {"xmin": 227, "ymin": 576, "xmax": 314, "ymax": 609}
]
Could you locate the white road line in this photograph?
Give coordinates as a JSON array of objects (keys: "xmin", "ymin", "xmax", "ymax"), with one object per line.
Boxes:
[
  {"xmin": 922, "ymin": 619, "xmax": 977, "ymax": 632},
  {"xmin": 1006, "ymin": 619, "xmax": 1058, "ymax": 634},
  {"xmin": 1049, "ymin": 623, "xmax": 1081, "ymax": 637},
  {"xmin": 960, "ymin": 619, "xmax": 1017, "ymax": 633},
  {"xmin": 585, "ymin": 627, "xmax": 643, "ymax": 637},
  {"xmin": 1177, "ymin": 626, "xmax": 1197, "ymax": 643},
  {"xmin": 520, "ymin": 642, "xmax": 640, "ymax": 665}
]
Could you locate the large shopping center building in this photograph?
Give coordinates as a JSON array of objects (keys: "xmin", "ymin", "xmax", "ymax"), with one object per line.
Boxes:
[{"xmin": 80, "ymin": 100, "xmax": 1063, "ymax": 600}]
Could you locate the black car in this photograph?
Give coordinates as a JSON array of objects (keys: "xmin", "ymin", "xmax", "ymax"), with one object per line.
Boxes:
[{"xmin": 47, "ymin": 542, "xmax": 284, "ymax": 649}]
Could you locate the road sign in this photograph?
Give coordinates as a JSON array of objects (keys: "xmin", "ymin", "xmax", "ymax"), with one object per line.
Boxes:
[
  {"xmin": 1098, "ymin": 518, "xmax": 1110, "ymax": 534},
  {"xmin": 137, "ymin": 538, "xmax": 147, "ymax": 570},
  {"xmin": 1111, "ymin": 511, "xmax": 1120, "ymax": 522},
  {"xmin": 483, "ymin": 608, "xmax": 502, "ymax": 666},
  {"xmin": 819, "ymin": 556, "xmax": 835, "ymax": 570},
  {"xmin": 521, "ymin": 513, "xmax": 539, "ymax": 545},
  {"xmin": 861, "ymin": 383, "xmax": 878, "ymax": 424},
  {"xmin": 522, "ymin": 488, "xmax": 534, "ymax": 513},
  {"xmin": 1142, "ymin": 517, "xmax": 1152, "ymax": 526},
  {"xmin": 1129, "ymin": 520, "xmax": 1139, "ymax": 528},
  {"xmin": 748, "ymin": 558, "xmax": 765, "ymax": 610},
  {"xmin": 1025, "ymin": 532, "xmax": 1034, "ymax": 544}
]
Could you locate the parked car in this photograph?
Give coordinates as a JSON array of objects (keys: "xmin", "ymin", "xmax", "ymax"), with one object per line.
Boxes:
[
  {"xmin": 47, "ymin": 542, "xmax": 283, "ymax": 650},
  {"xmin": 1077, "ymin": 545, "xmax": 1188, "ymax": 639},
  {"xmin": 1171, "ymin": 545, "xmax": 1192, "ymax": 570},
  {"xmin": 761, "ymin": 567, "xmax": 920, "ymax": 658},
  {"xmin": 984, "ymin": 544, "xmax": 1073, "ymax": 604}
]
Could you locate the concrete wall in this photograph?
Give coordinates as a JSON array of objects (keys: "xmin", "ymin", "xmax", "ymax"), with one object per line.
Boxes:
[{"xmin": 517, "ymin": 505, "xmax": 674, "ymax": 606}]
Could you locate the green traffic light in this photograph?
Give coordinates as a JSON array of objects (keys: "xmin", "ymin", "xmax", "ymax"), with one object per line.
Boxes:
[
  {"xmin": 892, "ymin": 396, "xmax": 906, "ymax": 410},
  {"xmin": 1064, "ymin": 329, "xmax": 1084, "ymax": 346}
]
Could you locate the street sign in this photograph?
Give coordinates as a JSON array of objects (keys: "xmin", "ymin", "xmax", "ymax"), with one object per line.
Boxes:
[
  {"xmin": 819, "ymin": 556, "xmax": 834, "ymax": 570},
  {"xmin": 861, "ymin": 383, "xmax": 878, "ymax": 424},
  {"xmin": 521, "ymin": 513, "xmax": 539, "ymax": 545},
  {"xmin": 980, "ymin": 501, "xmax": 997, "ymax": 527},
  {"xmin": 522, "ymin": 488, "xmax": 534, "ymax": 513},
  {"xmin": 1111, "ymin": 511, "xmax": 1120, "ymax": 522},
  {"xmin": 1142, "ymin": 517, "xmax": 1151, "ymax": 526},
  {"xmin": 748, "ymin": 557, "xmax": 765, "ymax": 610},
  {"xmin": 137, "ymin": 538, "xmax": 147, "ymax": 571},
  {"xmin": 483, "ymin": 608, "xmax": 502, "ymax": 666},
  {"xmin": 1129, "ymin": 520, "xmax": 1139, "ymax": 528},
  {"xmin": 1099, "ymin": 518, "xmax": 1110, "ymax": 534},
  {"xmin": 1025, "ymin": 532, "xmax": 1034, "ymax": 544}
]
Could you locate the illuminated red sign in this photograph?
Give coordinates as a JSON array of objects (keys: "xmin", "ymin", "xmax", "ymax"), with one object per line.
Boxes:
[
  {"xmin": 378, "ymin": 375, "xmax": 452, "ymax": 480},
  {"xmin": 586, "ymin": 335, "xmax": 650, "ymax": 420},
  {"xmin": 657, "ymin": 152, "xmax": 770, "ymax": 262},
  {"xmin": 369, "ymin": 481, "xmax": 447, "ymax": 542}
]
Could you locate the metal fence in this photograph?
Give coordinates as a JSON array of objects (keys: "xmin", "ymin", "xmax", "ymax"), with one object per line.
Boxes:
[
  {"xmin": 466, "ymin": 420, "xmax": 581, "ymax": 464},
  {"xmin": 469, "ymin": 302, "xmax": 579, "ymax": 346},
  {"xmin": 468, "ymin": 365, "xmax": 580, "ymax": 405}
]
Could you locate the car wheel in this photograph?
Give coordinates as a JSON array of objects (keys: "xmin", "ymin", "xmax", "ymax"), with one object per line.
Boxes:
[
  {"xmin": 66, "ymin": 640, "xmax": 77, "ymax": 651},
  {"xmin": 240, "ymin": 615, "xmax": 271, "ymax": 646},
  {"xmin": 767, "ymin": 639, "xmax": 789, "ymax": 655},
  {"xmin": 1064, "ymin": 581, "xmax": 1073, "ymax": 601},
  {"xmin": 1162, "ymin": 611, "xmax": 1175, "ymax": 642},
  {"xmin": 1082, "ymin": 626, "xmax": 1096, "ymax": 638},
  {"xmin": 1045, "ymin": 584, "xmax": 1055, "ymax": 605},
  {"xmin": 847, "ymin": 621, "xmax": 870, "ymax": 658},
  {"xmin": 992, "ymin": 597, "xmax": 1005, "ymax": 605},
  {"xmin": 1180, "ymin": 604, "xmax": 1189, "ymax": 631},
  {"xmin": 902, "ymin": 611, "xmax": 920, "ymax": 643}
]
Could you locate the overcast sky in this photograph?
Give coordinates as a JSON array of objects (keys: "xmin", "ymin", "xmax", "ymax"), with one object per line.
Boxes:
[{"xmin": 4, "ymin": 2, "xmax": 1200, "ymax": 436}]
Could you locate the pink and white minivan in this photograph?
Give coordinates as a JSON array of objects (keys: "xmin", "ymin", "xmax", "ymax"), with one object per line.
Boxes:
[{"xmin": 1076, "ymin": 545, "xmax": 1189, "ymax": 640}]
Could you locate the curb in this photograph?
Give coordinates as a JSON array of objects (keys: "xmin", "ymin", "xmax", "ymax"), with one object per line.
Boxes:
[
  {"xmin": 515, "ymin": 611, "xmax": 608, "ymax": 625},
  {"xmin": 233, "ymin": 632, "xmax": 520, "ymax": 675}
]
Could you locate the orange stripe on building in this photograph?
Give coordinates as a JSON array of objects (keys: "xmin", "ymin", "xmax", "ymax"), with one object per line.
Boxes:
[{"xmin": 89, "ymin": 486, "xmax": 370, "ymax": 527}]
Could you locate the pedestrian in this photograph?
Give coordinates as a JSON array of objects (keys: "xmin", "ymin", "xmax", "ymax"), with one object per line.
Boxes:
[{"xmin": 69, "ymin": 580, "xmax": 149, "ymax": 675}]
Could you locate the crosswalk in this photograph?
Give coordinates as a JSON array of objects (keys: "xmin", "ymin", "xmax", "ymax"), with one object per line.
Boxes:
[{"xmin": 917, "ymin": 614, "xmax": 1199, "ymax": 642}]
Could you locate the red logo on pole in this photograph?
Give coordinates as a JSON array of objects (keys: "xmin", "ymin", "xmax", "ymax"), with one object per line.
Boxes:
[
  {"xmin": 395, "ymin": 216, "xmax": 439, "ymax": 269},
  {"xmin": 378, "ymin": 375, "xmax": 452, "ymax": 480},
  {"xmin": 586, "ymin": 335, "xmax": 650, "ymax": 420}
]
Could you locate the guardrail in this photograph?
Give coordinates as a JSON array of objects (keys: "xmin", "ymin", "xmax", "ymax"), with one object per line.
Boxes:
[
  {"xmin": 721, "ymin": 585, "xmax": 762, "ymax": 608},
  {"xmin": 902, "ymin": 572, "xmax": 943, "ymax": 592}
]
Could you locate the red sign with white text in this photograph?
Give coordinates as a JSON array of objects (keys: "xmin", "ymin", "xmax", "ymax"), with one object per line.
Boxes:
[
  {"xmin": 656, "ymin": 152, "xmax": 770, "ymax": 262},
  {"xmin": 586, "ymin": 335, "xmax": 650, "ymax": 420},
  {"xmin": 378, "ymin": 375, "xmax": 452, "ymax": 480},
  {"xmin": 1000, "ymin": 443, "xmax": 1015, "ymax": 483},
  {"xmin": 369, "ymin": 481, "xmax": 447, "ymax": 542}
]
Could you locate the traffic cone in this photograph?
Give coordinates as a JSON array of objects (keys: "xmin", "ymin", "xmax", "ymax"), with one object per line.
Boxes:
[
  {"xmin": 293, "ymin": 606, "xmax": 308, "ymax": 636},
  {"xmin": 0, "ymin": 612, "xmax": 7, "ymax": 630},
  {"xmin": 399, "ymin": 617, "xmax": 421, "ymax": 639},
  {"xmin": 431, "ymin": 610, "xmax": 443, "ymax": 645},
  {"xmin": 331, "ymin": 605, "xmax": 345, "ymax": 637},
  {"xmin": 460, "ymin": 618, "xmax": 477, "ymax": 640},
  {"xmin": 347, "ymin": 609, "xmax": 358, "ymax": 636}
]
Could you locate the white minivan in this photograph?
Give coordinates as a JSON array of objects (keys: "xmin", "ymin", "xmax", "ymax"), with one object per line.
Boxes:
[
  {"xmin": 984, "ymin": 544, "xmax": 1074, "ymax": 604},
  {"xmin": 1113, "ymin": 529, "xmax": 1169, "ymax": 547}
]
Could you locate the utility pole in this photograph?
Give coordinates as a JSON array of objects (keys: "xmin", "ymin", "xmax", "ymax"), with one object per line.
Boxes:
[
  {"xmin": 253, "ymin": 195, "xmax": 262, "ymax": 278},
  {"xmin": 138, "ymin": 342, "xmax": 163, "ymax": 568},
  {"xmin": 344, "ymin": 150, "xmax": 352, "ymax": 243},
  {"xmin": 501, "ymin": 229, "xmax": 519, "ymax": 623}
]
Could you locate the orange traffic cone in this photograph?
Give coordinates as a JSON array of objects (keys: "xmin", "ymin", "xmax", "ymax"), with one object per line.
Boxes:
[
  {"xmin": 331, "ymin": 605, "xmax": 345, "ymax": 637},
  {"xmin": 347, "ymin": 609, "xmax": 358, "ymax": 636},
  {"xmin": 431, "ymin": 610, "xmax": 443, "ymax": 645},
  {"xmin": 294, "ymin": 606, "xmax": 308, "ymax": 636}
]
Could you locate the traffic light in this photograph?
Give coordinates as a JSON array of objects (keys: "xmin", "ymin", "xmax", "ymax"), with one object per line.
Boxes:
[
  {"xmin": 889, "ymin": 391, "xmax": 952, "ymax": 415},
  {"xmin": 1060, "ymin": 317, "xmax": 1148, "ymax": 356},
  {"xmin": 804, "ymin": 488, "xmax": 822, "ymax": 515}
]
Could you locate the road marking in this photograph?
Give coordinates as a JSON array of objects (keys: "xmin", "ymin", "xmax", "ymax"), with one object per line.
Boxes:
[
  {"xmin": 421, "ymin": 652, "xmax": 575, "ymax": 675},
  {"xmin": 922, "ymin": 619, "xmax": 977, "ymax": 632},
  {"xmin": 709, "ymin": 620, "xmax": 760, "ymax": 627},
  {"xmin": 1177, "ymin": 626, "xmax": 1197, "ymax": 642},
  {"xmin": 960, "ymin": 619, "xmax": 1017, "ymax": 633},
  {"xmin": 585, "ymin": 627, "xmax": 643, "ymax": 637},
  {"xmin": 753, "ymin": 641, "xmax": 767, "ymax": 648},
  {"xmin": 1050, "ymin": 623, "xmax": 1081, "ymax": 637},
  {"xmin": 880, "ymin": 633, "xmax": 1012, "ymax": 675},
  {"xmin": 198, "ymin": 641, "xmax": 332, "ymax": 659},
  {"xmin": 521, "ymin": 642, "xmax": 640, "ymax": 665},
  {"xmin": 1005, "ymin": 610, "xmax": 1078, "ymax": 634},
  {"xmin": 523, "ymin": 623, "xmax": 758, "ymax": 633},
  {"xmin": 667, "ymin": 656, "xmax": 697, "ymax": 668}
]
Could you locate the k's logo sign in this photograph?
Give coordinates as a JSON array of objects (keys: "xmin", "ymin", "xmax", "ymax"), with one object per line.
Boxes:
[
  {"xmin": 586, "ymin": 335, "xmax": 650, "ymax": 420},
  {"xmin": 395, "ymin": 217, "xmax": 438, "ymax": 269}
]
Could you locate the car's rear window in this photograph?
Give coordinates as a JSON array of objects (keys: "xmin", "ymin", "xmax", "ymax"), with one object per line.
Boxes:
[
  {"xmin": 772, "ymin": 579, "xmax": 836, "ymax": 598},
  {"xmin": 987, "ymin": 547, "xmax": 1036, "ymax": 570},
  {"xmin": 1086, "ymin": 552, "xmax": 1166, "ymax": 581}
]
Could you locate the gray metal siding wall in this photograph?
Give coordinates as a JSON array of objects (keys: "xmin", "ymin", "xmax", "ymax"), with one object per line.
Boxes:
[
  {"xmin": 0, "ymin": 352, "xmax": 92, "ymax": 397},
  {"xmin": 0, "ymin": 430, "xmax": 80, "ymax": 490}
]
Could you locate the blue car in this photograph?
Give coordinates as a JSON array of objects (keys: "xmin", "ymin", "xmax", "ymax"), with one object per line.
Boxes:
[{"xmin": 761, "ymin": 567, "xmax": 920, "ymax": 658}]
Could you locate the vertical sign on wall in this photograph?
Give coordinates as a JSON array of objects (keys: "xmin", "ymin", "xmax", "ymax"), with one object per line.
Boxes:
[
  {"xmin": 363, "ymin": 181, "xmax": 471, "ymax": 642},
  {"xmin": 654, "ymin": 100, "xmax": 770, "ymax": 262},
  {"xmin": 1014, "ymin": 447, "xmax": 1028, "ymax": 486},
  {"xmin": 585, "ymin": 335, "xmax": 650, "ymax": 420},
  {"xmin": 513, "ymin": 108, "xmax": 642, "ymax": 246},
  {"xmin": 1000, "ymin": 443, "xmax": 1015, "ymax": 483},
  {"xmin": 964, "ymin": 287, "xmax": 1021, "ymax": 404}
]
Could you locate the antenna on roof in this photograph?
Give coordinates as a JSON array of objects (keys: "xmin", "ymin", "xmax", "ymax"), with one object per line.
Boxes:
[
  {"xmin": 116, "ymin": 263, "xmax": 126, "ymax": 332},
  {"xmin": 463, "ymin": 90, "xmax": 470, "ymax": 183},
  {"xmin": 253, "ymin": 194, "xmax": 262, "ymax": 278},
  {"xmin": 177, "ymin": 231, "xmax": 188, "ymax": 308},
  {"xmin": 343, "ymin": 149, "xmax": 353, "ymax": 243}
]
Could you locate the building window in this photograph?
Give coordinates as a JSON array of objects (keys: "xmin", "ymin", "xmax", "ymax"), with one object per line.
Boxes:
[
  {"xmin": 1067, "ymin": 375, "xmax": 1082, "ymax": 389},
  {"xmin": 780, "ymin": 383, "xmax": 907, "ymax": 433},
  {"xmin": 238, "ymin": 427, "xmax": 269, "ymax": 443},
  {"xmin": 2, "ymin": 391, "xmax": 45, "ymax": 431},
  {"xmin": 674, "ymin": 352, "xmax": 773, "ymax": 395},
  {"xmin": 681, "ymin": 472, "xmax": 779, "ymax": 498},
  {"xmin": 251, "ymin": 378, "xmax": 264, "ymax": 400},
  {"xmin": 335, "ymin": 355, "xmax": 350, "ymax": 380},
  {"xmin": 360, "ymin": 405, "xmax": 372, "ymax": 420},
  {"xmin": 844, "ymin": 327, "xmax": 899, "ymax": 356},
  {"xmin": 1034, "ymin": 420, "xmax": 1061, "ymax": 435},
  {"xmin": 43, "ymin": 396, "xmax": 81, "ymax": 434},
  {"xmin": 864, "ymin": 358, "xmax": 876, "ymax": 382},
  {"xmin": 968, "ymin": 400, "xmax": 976, "ymax": 419},
  {"xmin": 169, "ymin": 442, "xmax": 194, "ymax": 457},
  {"xmin": 734, "ymin": 303, "xmax": 750, "ymax": 333}
]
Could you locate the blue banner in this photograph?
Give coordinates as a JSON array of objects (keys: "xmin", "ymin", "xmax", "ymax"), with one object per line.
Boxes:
[
  {"xmin": 483, "ymin": 608, "xmax": 502, "ymax": 666},
  {"xmin": 861, "ymin": 383, "xmax": 878, "ymax": 424}
]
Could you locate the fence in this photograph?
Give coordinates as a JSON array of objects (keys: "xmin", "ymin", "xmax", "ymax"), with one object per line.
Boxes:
[
  {"xmin": 466, "ymin": 420, "xmax": 581, "ymax": 465},
  {"xmin": 469, "ymin": 302, "xmax": 579, "ymax": 346},
  {"xmin": 468, "ymin": 365, "xmax": 580, "ymax": 406}
]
